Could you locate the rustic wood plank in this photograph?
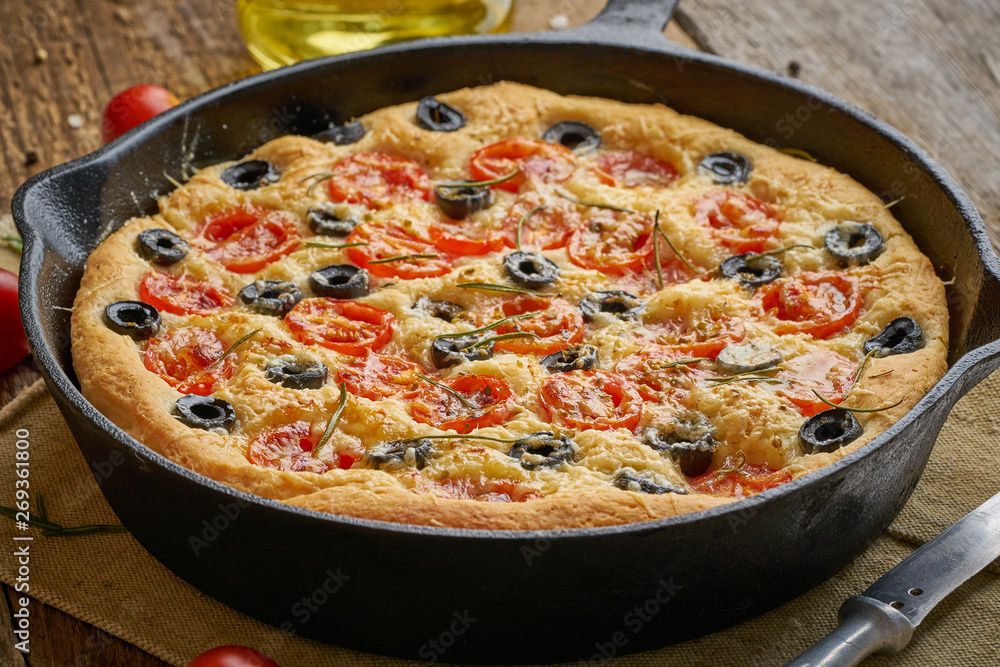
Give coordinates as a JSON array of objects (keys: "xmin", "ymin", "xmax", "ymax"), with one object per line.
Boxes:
[
  {"xmin": 0, "ymin": 587, "xmax": 27, "ymax": 667},
  {"xmin": 675, "ymin": 0, "xmax": 1000, "ymax": 250}
]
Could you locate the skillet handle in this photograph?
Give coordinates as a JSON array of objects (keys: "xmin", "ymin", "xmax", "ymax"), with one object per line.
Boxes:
[{"xmin": 568, "ymin": 0, "xmax": 684, "ymax": 47}]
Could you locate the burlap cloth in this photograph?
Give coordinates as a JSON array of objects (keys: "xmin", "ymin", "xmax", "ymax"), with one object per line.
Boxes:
[{"xmin": 0, "ymin": 375, "xmax": 997, "ymax": 667}]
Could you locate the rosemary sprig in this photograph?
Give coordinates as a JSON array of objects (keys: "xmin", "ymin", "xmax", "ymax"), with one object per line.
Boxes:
[
  {"xmin": 1, "ymin": 235, "xmax": 22, "ymax": 254},
  {"xmin": 463, "ymin": 331, "xmax": 540, "ymax": 350},
  {"xmin": 210, "ymin": 329, "xmax": 262, "ymax": 368},
  {"xmin": 297, "ymin": 172, "xmax": 337, "ymax": 198},
  {"xmin": 315, "ymin": 382, "xmax": 348, "ymax": 456},
  {"xmin": 868, "ymin": 370, "xmax": 894, "ymax": 379},
  {"xmin": 654, "ymin": 357, "xmax": 713, "ymax": 370},
  {"xmin": 396, "ymin": 433, "xmax": 520, "ymax": 445},
  {"xmin": 555, "ymin": 189, "xmax": 635, "ymax": 213},
  {"xmin": 716, "ymin": 451, "xmax": 747, "ymax": 475},
  {"xmin": 437, "ymin": 168, "xmax": 519, "ymax": 189},
  {"xmin": 706, "ymin": 375, "xmax": 786, "ymax": 387},
  {"xmin": 845, "ymin": 348, "xmax": 878, "ymax": 397},
  {"xmin": 0, "ymin": 504, "xmax": 126, "ymax": 537},
  {"xmin": 812, "ymin": 391, "xmax": 904, "ymax": 413},
  {"xmin": 516, "ymin": 205, "xmax": 545, "ymax": 252},
  {"xmin": 305, "ymin": 241, "xmax": 369, "ymax": 250},
  {"xmin": 456, "ymin": 282, "xmax": 544, "ymax": 296},
  {"xmin": 437, "ymin": 312, "xmax": 534, "ymax": 340},
  {"xmin": 654, "ymin": 211, "xmax": 704, "ymax": 276},
  {"xmin": 417, "ymin": 374, "xmax": 477, "ymax": 410},
  {"xmin": 368, "ymin": 253, "xmax": 439, "ymax": 264},
  {"xmin": 35, "ymin": 493, "xmax": 47, "ymax": 521},
  {"xmin": 653, "ymin": 211, "xmax": 664, "ymax": 289}
]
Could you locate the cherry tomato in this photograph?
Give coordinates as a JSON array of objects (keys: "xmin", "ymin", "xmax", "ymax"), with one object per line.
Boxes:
[
  {"xmin": 428, "ymin": 219, "xmax": 506, "ymax": 256},
  {"xmin": 345, "ymin": 223, "xmax": 452, "ymax": 279},
  {"xmin": 485, "ymin": 296, "xmax": 584, "ymax": 356},
  {"xmin": 143, "ymin": 327, "xmax": 234, "ymax": 395},
  {"xmin": 138, "ymin": 271, "xmax": 234, "ymax": 316},
  {"xmin": 614, "ymin": 346, "xmax": 716, "ymax": 404},
  {"xmin": 567, "ymin": 209, "xmax": 653, "ymax": 275},
  {"xmin": 246, "ymin": 421, "xmax": 332, "ymax": 473},
  {"xmin": 539, "ymin": 370, "xmax": 643, "ymax": 432},
  {"xmin": 638, "ymin": 317, "xmax": 745, "ymax": 358},
  {"xmin": 758, "ymin": 272, "xmax": 862, "ymax": 339},
  {"xmin": 326, "ymin": 153, "xmax": 432, "ymax": 208},
  {"xmin": 694, "ymin": 191, "xmax": 780, "ymax": 253},
  {"xmin": 691, "ymin": 464, "xmax": 792, "ymax": 498},
  {"xmin": 469, "ymin": 138, "xmax": 576, "ymax": 193},
  {"xmin": 430, "ymin": 476, "xmax": 542, "ymax": 502},
  {"xmin": 101, "ymin": 84, "xmax": 180, "ymax": 144},
  {"xmin": 411, "ymin": 374, "xmax": 516, "ymax": 432},
  {"xmin": 593, "ymin": 150, "xmax": 679, "ymax": 188},
  {"xmin": 186, "ymin": 644, "xmax": 281, "ymax": 667},
  {"xmin": 197, "ymin": 206, "xmax": 300, "ymax": 273},
  {"xmin": 285, "ymin": 299, "xmax": 394, "ymax": 356},
  {"xmin": 336, "ymin": 352, "xmax": 424, "ymax": 400},
  {"xmin": 774, "ymin": 350, "xmax": 858, "ymax": 416},
  {"xmin": 500, "ymin": 193, "xmax": 579, "ymax": 251},
  {"xmin": 0, "ymin": 269, "xmax": 30, "ymax": 373}
]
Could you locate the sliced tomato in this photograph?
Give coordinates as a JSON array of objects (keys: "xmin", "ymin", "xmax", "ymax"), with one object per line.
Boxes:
[
  {"xmin": 411, "ymin": 374, "xmax": 516, "ymax": 433},
  {"xmin": 326, "ymin": 153, "xmax": 432, "ymax": 208},
  {"xmin": 247, "ymin": 421, "xmax": 332, "ymax": 474},
  {"xmin": 345, "ymin": 223, "xmax": 452, "ymax": 279},
  {"xmin": 539, "ymin": 370, "xmax": 643, "ymax": 432},
  {"xmin": 429, "ymin": 476, "xmax": 542, "ymax": 502},
  {"xmin": 774, "ymin": 351, "xmax": 858, "ymax": 416},
  {"xmin": 428, "ymin": 219, "xmax": 506, "ymax": 256},
  {"xmin": 500, "ymin": 193, "xmax": 579, "ymax": 251},
  {"xmin": 285, "ymin": 299, "xmax": 394, "ymax": 356},
  {"xmin": 138, "ymin": 271, "xmax": 234, "ymax": 315},
  {"xmin": 647, "ymin": 230, "xmax": 703, "ymax": 286},
  {"xmin": 694, "ymin": 191, "xmax": 780, "ymax": 253},
  {"xmin": 639, "ymin": 317, "xmax": 745, "ymax": 358},
  {"xmin": 567, "ymin": 209, "xmax": 653, "ymax": 275},
  {"xmin": 593, "ymin": 150, "xmax": 679, "ymax": 188},
  {"xmin": 336, "ymin": 352, "xmax": 425, "ymax": 400},
  {"xmin": 485, "ymin": 296, "xmax": 585, "ymax": 356},
  {"xmin": 143, "ymin": 327, "xmax": 234, "ymax": 395},
  {"xmin": 469, "ymin": 138, "xmax": 576, "ymax": 192},
  {"xmin": 615, "ymin": 346, "xmax": 716, "ymax": 404},
  {"xmin": 691, "ymin": 464, "xmax": 792, "ymax": 497},
  {"xmin": 758, "ymin": 272, "xmax": 862, "ymax": 339},
  {"xmin": 197, "ymin": 206, "xmax": 300, "ymax": 273}
]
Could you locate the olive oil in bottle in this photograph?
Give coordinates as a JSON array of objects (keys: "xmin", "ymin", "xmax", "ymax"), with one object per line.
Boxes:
[{"xmin": 236, "ymin": 0, "xmax": 515, "ymax": 70}]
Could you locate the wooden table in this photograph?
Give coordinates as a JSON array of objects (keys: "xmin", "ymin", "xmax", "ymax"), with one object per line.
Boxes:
[{"xmin": 0, "ymin": 0, "xmax": 997, "ymax": 663}]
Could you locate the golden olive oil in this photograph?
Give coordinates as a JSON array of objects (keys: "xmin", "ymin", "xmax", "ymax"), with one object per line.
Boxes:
[{"xmin": 237, "ymin": 0, "xmax": 515, "ymax": 69}]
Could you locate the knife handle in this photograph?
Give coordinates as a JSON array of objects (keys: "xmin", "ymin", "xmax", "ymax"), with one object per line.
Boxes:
[{"xmin": 784, "ymin": 596, "xmax": 915, "ymax": 667}]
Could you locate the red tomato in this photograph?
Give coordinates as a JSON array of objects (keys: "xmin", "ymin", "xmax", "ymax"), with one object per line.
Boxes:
[
  {"xmin": 336, "ymin": 352, "xmax": 424, "ymax": 400},
  {"xmin": 197, "ymin": 206, "xmax": 300, "ymax": 273},
  {"xmin": 0, "ymin": 269, "xmax": 30, "ymax": 373},
  {"xmin": 143, "ymin": 327, "xmax": 234, "ymax": 395},
  {"xmin": 186, "ymin": 645, "xmax": 281, "ymax": 667},
  {"xmin": 567, "ymin": 209, "xmax": 653, "ymax": 275},
  {"xmin": 101, "ymin": 84, "xmax": 180, "ymax": 144},
  {"xmin": 593, "ymin": 150, "xmax": 679, "ymax": 188},
  {"xmin": 285, "ymin": 299, "xmax": 394, "ymax": 356},
  {"xmin": 469, "ymin": 138, "xmax": 576, "ymax": 192},
  {"xmin": 486, "ymin": 296, "xmax": 584, "ymax": 356},
  {"xmin": 758, "ymin": 272, "xmax": 862, "ymax": 339},
  {"xmin": 247, "ymin": 421, "xmax": 332, "ymax": 473},
  {"xmin": 345, "ymin": 223, "xmax": 452, "ymax": 279},
  {"xmin": 138, "ymin": 271, "xmax": 234, "ymax": 315},
  {"xmin": 430, "ymin": 477, "xmax": 542, "ymax": 502},
  {"xmin": 411, "ymin": 375, "xmax": 516, "ymax": 432},
  {"xmin": 774, "ymin": 351, "xmax": 858, "ymax": 416},
  {"xmin": 691, "ymin": 464, "xmax": 792, "ymax": 497},
  {"xmin": 326, "ymin": 153, "xmax": 432, "ymax": 208},
  {"xmin": 647, "ymin": 230, "xmax": 703, "ymax": 286},
  {"xmin": 638, "ymin": 317, "xmax": 745, "ymax": 358},
  {"xmin": 428, "ymin": 219, "xmax": 506, "ymax": 256},
  {"xmin": 694, "ymin": 191, "xmax": 780, "ymax": 253},
  {"xmin": 500, "ymin": 194, "xmax": 579, "ymax": 251},
  {"xmin": 539, "ymin": 371, "xmax": 643, "ymax": 432},
  {"xmin": 615, "ymin": 346, "xmax": 717, "ymax": 404}
]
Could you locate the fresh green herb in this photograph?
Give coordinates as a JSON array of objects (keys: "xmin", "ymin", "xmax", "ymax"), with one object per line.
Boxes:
[
  {"xmin": 652, "ymin": 211, "xmax": 664, "ymax": 289},
  {"xmin": 463, "ymin": 331, "xmax": 540, "ymax": 350},
  {"xmin": 716, "ymin": 451, "xmax": 747, "ymax": 475},
  {"xmin": 437, "ymin": 168, "xmax": 519, "ymax": 189},
  {"xmin": 297, "ymin": 172, "xmax": 337, "ymax": 198},
  {"xmin": 210, "ymin": 329, "xmax": 262, "ymax": 368},
  {"xmin": 35, "ymin": 493, "xmax": 47, "ymax": 521},
  {"xmin": 845, "ymin": 348, "xmax": 878, "ymax": 397},
  {"xmin": 654, "ymin": 211, "xmax": 704, "ymax": 276},
  {"xmin": 437, "ymin": 312, "xmax": 534, "ymax": 340},
  {"xmin": 706, "ymin": 375, "xmax": 786, "ymax": 387},
  {"xmin": 555, "ymin": 189, "xmax": 635, "ymax": 213},
  {"xmin": 811, "ymin": 391, "xmax": 904, "ymax": 413},
  {"xmin": 516, "ymin": 205, "xmax": 545, "ymax": 252},
  {"xmin": 654, "ymin": 357, "xmax": 713, "ymax": 370},
  {"xmin": 0, "ymin": 499, "xmax": 126, "ymax": 537},
  {"xmin": 868, "ymin": 370, "xmax": 894, "ymax": 379},
  {"xmin": 456, "ymin": 282, "xmax": 544, "ymax": 296},
  {"xmin": 1, "ymin": 235, "xmax": 22, "ymax": 254},
  {"xmin": 305, "ymin": 241, "xmax": 369, "ymax": 250},
  {"xmin": 315, "ymin": 383, "xmax": 349, "ymax": 457},
  {"xmin": 417, "ymin": 374, "xmax": 477, "ymax": 410},
  {"xmin": 396, "ymin": 433, "xmax": 520, "ymax": 446},
  {"xmin": 368, "ymin": 253, "xmax": 439, "ymax": 264}
]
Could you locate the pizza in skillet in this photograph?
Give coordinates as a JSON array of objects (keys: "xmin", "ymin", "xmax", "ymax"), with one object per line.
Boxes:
[{"xmin": 70, "ymin": 82, "xmax": 948, "ymax": 529}]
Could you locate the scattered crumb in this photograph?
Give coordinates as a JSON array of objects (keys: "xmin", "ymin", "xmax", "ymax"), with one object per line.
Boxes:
[
  {"xmin": 33, "ymin": 48, "xmax": 48, "ymax": 65},
  {"xmin": 787, "ymin": 60, "xmax": 801, "ymax": 77},
  {"xmin": 23, "ymin": 151, "xmax": 39, "ymax": 167},
  {"xmin": 549, "ymin": 14, "xmax": 569, "ymax": 30},
  {"xmin": 68, "ymin": 114, "xmax": 84, "ymax": 129}
]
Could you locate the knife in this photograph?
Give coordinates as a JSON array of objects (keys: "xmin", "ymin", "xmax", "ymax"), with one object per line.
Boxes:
[{"xmin": 786, "ymin": 490, "xmax": 1000, "ymax": 667}]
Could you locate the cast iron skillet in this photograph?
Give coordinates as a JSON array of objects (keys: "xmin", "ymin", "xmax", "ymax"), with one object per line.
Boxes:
[{"xmin": 13, "ymin": 0, "xmax": 1000, "ymax": 662}]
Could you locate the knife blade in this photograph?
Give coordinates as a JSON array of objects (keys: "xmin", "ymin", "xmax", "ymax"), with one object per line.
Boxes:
[{"xmin": 786, "ymin": 490, "xmax": 1000, "ymax": 667}]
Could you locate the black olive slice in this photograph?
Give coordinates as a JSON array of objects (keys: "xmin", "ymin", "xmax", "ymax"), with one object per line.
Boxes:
[
  {"xmin": 136, "ymin": 228, "xmax": 190, "ymax": 266},
  {"xmin": 431, "ymin": 335, "xmax": 493, "ymax": 369},
  {"xmin": 264, "ymin": 358, "xmax": 328, "ymax": 390},
  {"xmin": 314, "ymin": 120, "xmax": 366, "ymax": 146},
  {"xmin": 416, "ymin": 96, "xmax": 466, "ymax": 132},
  {"xmin": 363, "ymin": 439, "xmax": 433, "ymax": 472},
  {"xmin": 503, "ymin": 251, "xmax": 559, "ymax": 289},
  {"xmin": 413, "ymin": 296, "xmax": 465, "ymax": 323},
  {"xmin": 309, "ymin": 264, "xmax": 370, "ymax": 299},
  {"xmin": 173, "ymin": 395, "xmax": 237, "ymax": 433},
  {"xmin": 825, "ymin": 222, "xmax": 884, "ymax": 265},
  {"xmin": 864, "ymin": 317, "xmax": 924, "ymax": 357},
  {"xmin": 641, "ymin": 423, "xmax": 718, "ymax": 477},
  {"xmin": 435, "ymin": 184, "xmax": 493, "ymax": 220},
  {"xmin": 716, "ymin": 342, "xmax": 783, "ymax": 374},
  {"xmin": 104, "ymin": 301, "xmax": 161, "ymax": 339},
  {"xmin": 508, "ymin": 432, "xmax": 575, "ymax": 470},
  {"xmin": 613, "ymin": 469, "xmax": 688, "ymax": 495},
  {"xmin": 220, "ymin": 159, "xmax": 280, "ymax": 191},
  {"xmin": 540, "ymin": 344, "xmax": 599, "ymax": 373},
  {"xmin": 720, "ymin": 253, "xmax": 782, "ymax": 286},
  {"xmin": 543, "ymin": 121, "xmax": 601, "ymax": 153},
  {"xmin": 697, "ymin": 151, "xmax": 752, "ymax": 185},
  {"xmin": 238, "ymin": 280, "xmax": 302, "ymax": 318},
  {"xmin": 579, "ymin": 290, "xmax": 642, "ymax": 322},
  {"xmin": 306, "ymin": 207, "xmax": 357, "ymax": 237},
  {"xmin": 799, "ymin": 409, "xmax": 862, "ymax": 454}
]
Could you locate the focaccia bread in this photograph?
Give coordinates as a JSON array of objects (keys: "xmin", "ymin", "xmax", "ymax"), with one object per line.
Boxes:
[{"xmin": 70, "ymin": 82, "xmax": 948, "ymax": 530}]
